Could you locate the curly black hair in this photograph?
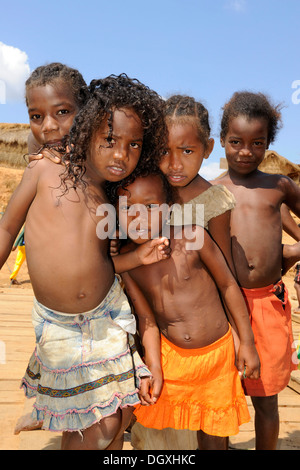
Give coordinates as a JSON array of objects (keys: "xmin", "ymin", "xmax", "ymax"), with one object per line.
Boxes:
[
  {"xmin": 61, "ymin": 74, "xmax": 168, "ymax": 191},
  {"xmin": 25, "ymin": 62, "xmax": 89, "ymax": 110},
  {"xmin": 220, "ymin": 91, "xmax": 283, "ymax": 144},
  {"xmin": 164, "ymin": 94, "xmax": 212, "ymax": 149},
  {"xmin": 105, "ymin": 161, "xmax": 176, "ymax": 207}
]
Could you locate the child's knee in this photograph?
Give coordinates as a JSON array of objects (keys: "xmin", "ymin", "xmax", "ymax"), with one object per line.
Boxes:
[
  {"xmin": 251, "ymin": 395, "xmax": 279, "ymax": 419},
  {"xmin": 62, "ymin": 411, "xmax": 123, "ymax": 450}
]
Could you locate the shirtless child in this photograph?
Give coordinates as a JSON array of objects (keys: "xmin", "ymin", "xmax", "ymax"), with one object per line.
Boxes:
[
  {"xmin": 0, "ymin": 71, "xmax": 167, "ymax": 450},
  {"xmin": 214, "ymin": 91, "xmax": 300, "ymax": 449},
  {"xmin": 108, "ymin": 167, "xmax": 260, "ymax": 450}
]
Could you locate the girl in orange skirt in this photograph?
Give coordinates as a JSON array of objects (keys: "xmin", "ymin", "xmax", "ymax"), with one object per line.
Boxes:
[{"xmin": 108, "ymin": 167, "xmax": 260, "ymax": 450}]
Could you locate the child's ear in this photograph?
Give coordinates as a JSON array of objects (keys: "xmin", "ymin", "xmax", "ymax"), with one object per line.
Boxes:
[
  {"xmin": 204, "ymin": 138, "xmax": 214, "ymax": 159},
  {"xmin": 220, "ymin": 136, "xmax": 225, "ymax": 148}
]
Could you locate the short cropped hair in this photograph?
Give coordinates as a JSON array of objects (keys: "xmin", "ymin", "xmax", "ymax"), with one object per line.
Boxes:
[{"xmin": 220, "ymin": 91, "xmax": 283, "ymax": 144}]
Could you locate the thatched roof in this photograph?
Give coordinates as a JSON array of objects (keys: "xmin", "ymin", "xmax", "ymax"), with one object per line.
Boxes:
[
  {"xmin": 258, "ymin": 151, "xmax": 300, "ymax": 183},
  {"xmin": 0, "ymin": 123, "xmax": 30, "ymax": 168},
  {"xmin": 0, "ymin": 123, "xmax": 30, "ymax": 146},
  {"xmin": 219, "ymin": 150, "xmax": 300, "ymax": 185}
]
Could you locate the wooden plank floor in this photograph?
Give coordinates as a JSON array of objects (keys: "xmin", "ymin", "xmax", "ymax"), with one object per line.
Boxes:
[{"xmin": 1, "ymin": 283, "xmax": 300, "ymax": 450}]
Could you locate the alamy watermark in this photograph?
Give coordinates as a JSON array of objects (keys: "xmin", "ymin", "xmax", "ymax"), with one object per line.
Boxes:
[
  {"xmin": 96, "ymin": 200, "xmax": 205, "ymax": 250},
  {"xmin": 292, "ymin": 80, "xmax": 300, "ymax": 104}
]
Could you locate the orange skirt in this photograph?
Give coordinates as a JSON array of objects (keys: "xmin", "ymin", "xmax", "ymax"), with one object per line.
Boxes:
[
  {"xmin": 134, "ymin": 326, "xmax": 250, "ymax": 437},
  {"xmin": 242, "ymin": 282, "xmax": 298, "ymax": 397}
]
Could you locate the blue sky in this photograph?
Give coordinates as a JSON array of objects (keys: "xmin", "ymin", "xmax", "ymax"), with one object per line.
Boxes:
[{"xmin": 0, "ymin": 0, "xmax": 299, "ymax": 178}]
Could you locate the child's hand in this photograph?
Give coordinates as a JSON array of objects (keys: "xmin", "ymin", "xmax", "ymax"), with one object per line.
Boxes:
[
  {"xmin": 237, "ymin": 342, "xmax": 261, "ymax": 380},
  {"xmin": 231, "ymin": 327, "xmax": 240, "ymax": 362},
  {"xmin": 27, "ymin": 147, "xmax": 63, "ymax": 164},
  {"xmin": 136, "ymin": 237, "xmax": 171, "ymax": 266},
  {"xmin": 138, "ymin": 369, "xmax": 163, "ymax": 405},
  {"xmin": 110, "ymin": 238, "xmax": 121, "ymax": 257}
]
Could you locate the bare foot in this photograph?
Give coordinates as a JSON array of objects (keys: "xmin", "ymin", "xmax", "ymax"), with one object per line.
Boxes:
[{"xmin": 14, "ymin": 413, "xmax": 43, "ymax": 434}]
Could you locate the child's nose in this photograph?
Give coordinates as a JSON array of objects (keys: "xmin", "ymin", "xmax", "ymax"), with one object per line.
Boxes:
[
  {"xmin": 41, "ymin": 115, "xmax": 59, "ymax": 133},
  {"xmin": 169, "ymin": 153, "xmax": 183, "ymax": 170},
  {"xmin": 113, "ymin": 144, "xmax": 128, "ymax": 161},
  {"xmin": 239, "ymin": 146, "xmax": 253, "ymax": 157},
  {"xmin": 131, "ymin": 204, "xmax": 147, "ymax": 220}
]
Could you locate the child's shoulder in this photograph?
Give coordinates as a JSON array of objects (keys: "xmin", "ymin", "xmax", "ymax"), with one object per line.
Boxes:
[
  {"xmin": 254, "ymin": 170, "xmax": 295, "ymax": 191},
  {"xmin": 214, "ymin": 169, "xmax": 286, "ymax": 188},
  {"xmin": 20, "ymin": 158, "xmax": 53, "ymax": 184},
  {"xmin": 25, "ymin": 158, "xmax": 67, "ymax": 192},
  {"xmin": 26, "ymin": 157, "xmax": 60, "ymax": 173},
  {"xmin": 170, "ymin": 183, "xmax": 236, "ymax": 229}
]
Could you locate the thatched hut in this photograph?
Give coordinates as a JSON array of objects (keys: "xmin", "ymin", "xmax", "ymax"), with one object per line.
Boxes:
[
  {"xmin": 0, "ymin": 123, "xmax": 30, "ymax": 168},
  {"xmin": 219, "ymin": 150, "xmax": 300, "ymax": 185},
  {"xmin": 258, "ymin": 151, "xmax": 300, "ymax": 185}
]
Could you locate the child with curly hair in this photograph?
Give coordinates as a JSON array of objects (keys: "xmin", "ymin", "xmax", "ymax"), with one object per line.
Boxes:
[
  {"xmin": 214, "ymin": 90, "xmax": 300, "ymax": 449},
  {"xmin": 0, "ymin": 69, "xmax": 167, "ymax": 450}
]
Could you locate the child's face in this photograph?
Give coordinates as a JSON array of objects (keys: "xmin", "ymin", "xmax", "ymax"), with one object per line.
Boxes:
[
  {"xmin": 117, "ymin": 175, "xmax": 169, "ymax": 244},
  {"xmin": 86, "ymin": 108, "xmax": 144, "ymax": 183},
  {"xmin": 221, "ymin": 115, "xmax": 269, "ymax": 175},
  {"xmin": 27, "ymin": 82, "xmax": 79, "ymax": 147},
  {"xmin": 159, "ymin": 120, "xmax": 214, "ymax": 187}
]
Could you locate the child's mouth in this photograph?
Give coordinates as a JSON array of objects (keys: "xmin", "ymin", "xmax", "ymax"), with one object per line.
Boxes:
[
  {"xmin": 168, "ymin": 174, "xmax": 185, "ymax": 183},
  {"xmin": 108, "ymin": 165, "xmax": 126, "ymax": 176}
]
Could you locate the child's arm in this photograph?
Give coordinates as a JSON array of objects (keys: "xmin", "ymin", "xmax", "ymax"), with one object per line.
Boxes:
[
  {"xmin": 196, "ymin": 227, "xmax": 260, "ymax": 379},
  {"xmin": 208, "ymin": 211, "xmax": 240, "ymax": 352},
  {"xmin": 281, "ymin": 178, "xmax": 300, "ymax": 274},
  {"xmin": 281, "ymin": 204, "xmax": 300, "ymax": 241},
  {"xmin": 121, "ymin": 271, "xmax": 162, "ymax": 404},
  {"xmin": 282, "ymin": 177, "xmax": 300, "ymax": 219},
  {"xmin": 0, "ymin": 163, "xmax": 39, "ymax": 268},
  {"xmin": 112, "ymin": 237, "xmax": 171, "ymax": 274},
  {"xmin": 208, "ymin": 210, "xmax": 236, "ymax": 275}
]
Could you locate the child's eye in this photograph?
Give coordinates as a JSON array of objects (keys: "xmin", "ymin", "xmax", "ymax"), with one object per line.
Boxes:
[
  {"xmin": 105, "ymin": 137, "xmax": 116, "ymax": 146},
  {"xmin": 30, "ymin": 114, "xmax": 42, "ymax": 121},
  {"xmin": 119, "ymin": 205, "xmax": 130, "ymax": 212},
  {"xmin": 183, "ymin": 149, "xmax": 193, "ymax": 155},
  {"xmin": 146, "ymin": 204, "xmax": 160, "ymax": 210},
  {"xmin": 57, "ymin": 109, "xmax": 70, "ymax": 115},
  {"xmin": 130, "ymin": 142, "xmax": 141, "ymax": 149},
  {"xmin": 253, "ymin": 141, "xmax": 264, "ymax": 146},
  {"xmin": 230, "ymin": 140, "xmax": 240, "ymax": 145},
  {"xmin": 162, "ymin": 149, "xmax": 169, "ymax": 156}
]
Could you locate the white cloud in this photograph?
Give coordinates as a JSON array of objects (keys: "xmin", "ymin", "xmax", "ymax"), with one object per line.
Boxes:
[
  {"xmin": 0, "ymin": 42, "xmax": 30, "ymax": 103},
  {"xmin": 224, "ymin": 0, "xmax": 246, "ymax": 12},
  {"xmin": 199, "ymin": 162, "xmax": 225, "ymax": 181}
]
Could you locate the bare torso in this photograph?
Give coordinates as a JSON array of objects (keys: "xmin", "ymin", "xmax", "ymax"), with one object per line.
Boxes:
[
  {"xmin": 127, "ymin": 227, "xmax": 229, "ymax": 349},
  {"xmin": 24, "ymin": 160, "xmax": 115, "ymax": 313},
  {"xmin": 214, "ymin": 171, "xmax": 286, "ymax": 288}
]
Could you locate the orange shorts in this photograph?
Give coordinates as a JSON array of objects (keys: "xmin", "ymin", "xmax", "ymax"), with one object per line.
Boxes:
[
  {"xmin": 134, "ymin": 326, "xmax": 250, "ymax": 437},
  {"xmin": 242, "ymin": 282, "xmax": 298, "ymax": 397}
]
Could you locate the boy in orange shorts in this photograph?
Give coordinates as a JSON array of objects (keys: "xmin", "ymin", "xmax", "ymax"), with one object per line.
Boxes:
[
  {"xmin": 214, "ymin": 91, "xmax": 300, "ymax": 449},
  {"xmin": 108, "ymin": 166, "xmax": 260, "ymax": 450}
]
